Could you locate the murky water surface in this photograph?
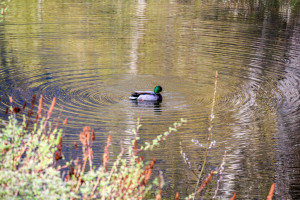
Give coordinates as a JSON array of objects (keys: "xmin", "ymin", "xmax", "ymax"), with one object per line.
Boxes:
[{"xmin": 1, "ymin": 0, "xmax": 300, "ymax": 199}]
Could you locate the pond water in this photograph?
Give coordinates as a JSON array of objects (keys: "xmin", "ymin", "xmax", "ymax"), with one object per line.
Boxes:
[{"xmin": 1, "ymin": 0, "xmax": 300, "ymax": 199}]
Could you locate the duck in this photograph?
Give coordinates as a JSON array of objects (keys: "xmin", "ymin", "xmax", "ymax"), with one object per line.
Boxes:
[{"xmin": 129, "ymin": 86, "xmax": 163, "ymax": 101}]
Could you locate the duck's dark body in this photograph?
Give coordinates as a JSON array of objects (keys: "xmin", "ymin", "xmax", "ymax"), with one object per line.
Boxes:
[
  {"xmin": 129, "ymin": 86, "xmax": 163, "ymax": 102},
  {"xmin": 130, "ymin": 91, "xmax": 162, "ymax": 101}
]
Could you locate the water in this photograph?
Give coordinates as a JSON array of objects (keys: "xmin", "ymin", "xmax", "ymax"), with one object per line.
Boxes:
[{"xmin": 1, "ymin": 0, "xmax": 300, "ymax": 199}]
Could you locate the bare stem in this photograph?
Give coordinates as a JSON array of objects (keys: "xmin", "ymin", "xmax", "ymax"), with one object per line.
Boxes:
[
  {"xmin": 74, "ymin": 156, "xmax": 88, "ymax": 192},
  {"xmin": 212, "ymin": 150, "xmax": 227, "ymax": 199},
  {"xmin": 194, "ymin": 71, "xmax": 218, "ymax": 197}
]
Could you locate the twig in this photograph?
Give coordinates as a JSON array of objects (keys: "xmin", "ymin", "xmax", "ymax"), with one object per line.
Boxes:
[
  {"xmin": 196, "ymin": 171, "xmax": 214, "ymax": 194},
  {"xmin": 175, "ymin": 192, "xmax": 179, "ymax": 200},
  {"xmin": 43, "ymin": 97, "xmax": 56, "ymax": 135},
  {"xmin": 56, "ymin": 165, "xmax": 69, "ymax": 171},
  {"xmin": 194, "ymin": 71, "xmax": 218, "ymax": 197},
  {"xmin": 142, "ymin": 158, "xmax": 156, "ymax": 185},
  {"xmin": 179, "ymin": 141, "xmax": 198, "ymax": 179},
  {"xmin": 36, "ymin": 95, "xmax": 43, "ymax": 123},
  {"xmin": 74, "ymin": 156, "xmax": 88, "ymax": 192},
  {"xmin": 230, "ymin": 192, "xmax": 237, "ymax": 200},
  {"xmin": 187, "ymin": 171, "xmax": 214, "ymax": 199},
  {"xmin": 212, "ymin": 150, "xmax": 227, "ymax": 199},
  {"xmin": 103, "ymin": 135, "xmax": 111, "ymax": 172},
  {"xmin": 155, "ymin": 171, "xmax": 164, "ymax": 200},
  {"xmin": 107, "ymin": 146, "xmax": 124, "ymax": 182},
  {"xmin": 267, "ymin": 183, "xmax": 275, "ymax": 200},
  {"xmin": 13, "ymin": 146, "xmax": 28, "ymax": 169},
  {"xmin": 90, "ymin": 147, "xmax": 125, "ymax": 198},
  {"xmin": 86, "ymin": 128, "xmax": 93, "ymax": 171}
]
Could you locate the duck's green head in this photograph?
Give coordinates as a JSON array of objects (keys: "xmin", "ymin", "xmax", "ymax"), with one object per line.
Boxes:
[{"xmin": 154, "ymin": 86, "xmax": 163, "ymax": 94}]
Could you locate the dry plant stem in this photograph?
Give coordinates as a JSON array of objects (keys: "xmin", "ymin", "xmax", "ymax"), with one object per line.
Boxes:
[
  {"xmin": 90, "ymin": 147, "xmax": 125, "ymax": 198},
  {"xmin": 74, "ymin": 156, "xmax": 88, "ymax": 192},
  {"xmin": 63, "ymin": 118, "xmax": 68, "ymax": 126},
  {"xmin": 43, "ymin": 97, "xmax": 56, "ymax": 135},
  {"xmin": 155, "ymin": 171, "xmax": 164, "ymax": 200},
  {"xmin": 230, "ymin": 192, "xmax": 237, "ymax": 200},
  {"xmin": 196, "ymin": 171, "xmax": 214, "ymax": 194},
  {"xmin": 103, "ymin": 135, "xmax": 111, "ymax": 172},
  {"xmin": 107, "ymin": 147, "xmax": 124, "ymax": 182},
  {"xmin": 56, "ymin": 165, "xmax": 69, "ymax": 171},
  {"xmin": 54, "ymin": 109, "xmax": 63, "ymax": 130},
  {"xmin": 194, "ymin": 71, "xmax": 218, "ymax": 196},
  {"xmin": 179, "ymin": 141, "xmax": 198, "ymax": 179},
  {"xmin": 187, "ymin": 171, "xmax": 214, "ymax": 200},
  {"xmin": 175, "ymin": 192, "xmax": 179, "ymax": 200},
  {"xmin": 87, "ymin": 138, "xmax": 93, "ymax": 171},
  {"xmin": 13, "ymin": 146, "xmax": 27, "ymax": 169},
  {"xmin": 36, "ymin": 95, "xmax": 43, "ymax": 123},
  {"xmin": 267, "ymin": 183, "xmax": 275, "ymax": 200},
  {"xmin": 212, "ymin": 150, "xmax": 227, "ymax": 199},
  {"xmin": 143, "ymin": 158, "xmax": 156, "ymax": 185}
]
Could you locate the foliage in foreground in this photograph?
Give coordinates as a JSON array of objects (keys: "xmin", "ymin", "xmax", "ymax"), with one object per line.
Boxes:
[
  {"xmin": 0, "ymin": 0, "xmax": 10, "ymax": 22},
  {"xmin": 0, "ymin": 95, "xmax": 188, "ymax": 199},
  {"xmin": 0, "ymin": 97, "xmax": 75, "ymax": 199}
]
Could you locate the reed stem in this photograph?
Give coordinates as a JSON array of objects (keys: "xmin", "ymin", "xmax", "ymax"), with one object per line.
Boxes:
[{"xmin": 193, "ymin": 71, "xmax": 218, "ymax": 197}]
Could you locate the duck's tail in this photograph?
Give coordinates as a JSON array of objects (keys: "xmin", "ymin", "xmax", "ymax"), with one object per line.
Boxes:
[{"xmin": 129, "ymin": 92, "xmax": 139, "ymax": 100}]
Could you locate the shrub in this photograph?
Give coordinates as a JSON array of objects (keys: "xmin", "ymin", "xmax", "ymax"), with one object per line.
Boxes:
[{"xmin": 0, "ymin": 95, "xmax": 187, "ymax": 199}]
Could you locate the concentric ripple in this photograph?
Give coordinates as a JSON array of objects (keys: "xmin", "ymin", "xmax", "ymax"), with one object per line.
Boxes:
[{"xmin": 1, "ymin": 1, "xmax": 300, "ymax": 198}]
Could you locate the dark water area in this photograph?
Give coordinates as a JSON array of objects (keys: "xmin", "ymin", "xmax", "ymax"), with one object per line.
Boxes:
[{"xmin": 1, "ymin": 0, "xmax": 300, "ymax": 199}]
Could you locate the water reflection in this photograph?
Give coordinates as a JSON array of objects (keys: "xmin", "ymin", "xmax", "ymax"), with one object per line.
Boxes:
[
  {"xmin": 130, "ymin": 100, "xmax": 162, "ymax": 113},
  {"xmin": 129, "ymin": 0, "xmax": 147, "ymax": 74},
  {"xmin": 275, "ymin": 21, "xmax": 300, "ymax": 198}
]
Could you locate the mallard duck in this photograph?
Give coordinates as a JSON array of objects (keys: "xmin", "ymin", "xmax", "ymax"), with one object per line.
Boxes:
[{"xmin": 129, "ymin": 86, "xmax": 163, "ymax": 101}]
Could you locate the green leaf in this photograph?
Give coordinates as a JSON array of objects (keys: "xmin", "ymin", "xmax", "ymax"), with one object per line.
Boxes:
[
  {"xmin": 181, "ymin": 118, "xmax": 187, "ymax": 123},
  {"xmin": 169, "ymin": 127, "xmax": 177, "ymax": 132},
  {"xmin": 137, "ymin": 124, "xmax": 142, "ymax": 130},
  {"xmin": 132, "ymin": 128, "xmax": 136, "ymax": 134}
]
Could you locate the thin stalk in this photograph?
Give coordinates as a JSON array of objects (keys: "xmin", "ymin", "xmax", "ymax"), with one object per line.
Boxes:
[
  {"xmin": 74, "ymin": 156, "xmax": 88, "ymax": 192},
  {"xmin": 194, "ymin": 71, "xmax": 218, "ymax": 197},
  {"xmin": 179, "ymin": 141, "xmax": 198, "ymax": 179},
  {"xmin": 43, "ymin": 97, "xmax": 56, "ymax": 135},
  {"xmin": 267, "ymin": 183, "xmax": 275, "ymax": 200},
  {"xmin": 87, "ymin": 137, "xmax": 93, "ymax": 171},
  {"xmin": 90, "ymin": 147, "xmax": 125, "ymax": 198},
  {"xmin": 230, "ymin": 192, "xmax": 237, "ymax": 200},
  {"xmin": 155, "ymin": 171, "xmax": 164, "ymax": 200},
  {"xmin": 212, "ymin": 150, "xmax": 227, "ymax": 199}
]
